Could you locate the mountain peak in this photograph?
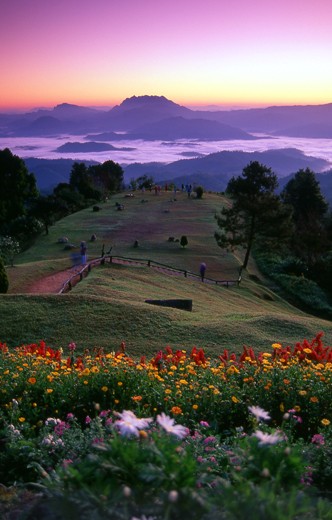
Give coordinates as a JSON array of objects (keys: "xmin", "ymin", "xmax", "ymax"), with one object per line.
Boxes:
[{"xmin": 118, "ymin": 95, "xmax": 180, "ymax": 109}]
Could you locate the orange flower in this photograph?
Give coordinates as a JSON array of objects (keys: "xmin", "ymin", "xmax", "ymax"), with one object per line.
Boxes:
[
  {"xmin": 171, "ymin": 406, "xmax": 182, "ymax": 415},
  {"xmin": 132, "ymin": 395, "xmax": 142, "ymax": 401},
  {"xmin": 28, "ymin": 377, "xmax": 36, "ymax": 384},
  {"xmin": 310, "ymin": 396, "xmax": 319, "ymax": 403},
  {"xmin": 321, "ymin": 418, "xmax": 330, "ymax": 426}
]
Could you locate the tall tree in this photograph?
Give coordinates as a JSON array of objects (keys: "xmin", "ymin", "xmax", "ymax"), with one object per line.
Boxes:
[
  {"xmin": 0, "ymin": 148, "xmax": 39, "ymax": 230},
  {"xmin": 281, "ymin": 168, "xmax": 329, "ymax": 265},
  {"xmin": 90, "ymin": 160, "xmax": 124, "ymax": 195},
  {"xmin": 215, "ymin": 161, "xmax": 293, "ymax": 269}
]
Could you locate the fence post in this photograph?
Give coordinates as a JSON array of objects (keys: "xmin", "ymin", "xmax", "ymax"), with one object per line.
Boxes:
[
  {"xmin": 184, "ymin": 270, "xmax": 187, "ymax": 277},
  {"xmin": 148, "ymin": 260, "xmax": 151, "ymax": 267}
]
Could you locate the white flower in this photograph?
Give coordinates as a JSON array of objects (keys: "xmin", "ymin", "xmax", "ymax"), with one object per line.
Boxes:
[
  {"xmin": 248, "ymin": 406, "xmax": 271, "ymax": 422},
  {"xmin": 252, "ymin": 430, "xmax": 283, "ymax": 446},
  {"xmin": 156, "ymin": 412, "xmax": 188, "ymax": 439},
  {"xmin": 115, "ymin": 410, "xmax": 152, "ymax": 437}
]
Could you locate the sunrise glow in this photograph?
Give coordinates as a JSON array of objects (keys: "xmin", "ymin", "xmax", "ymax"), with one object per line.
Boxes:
[{"xmin": 1, "ymin": 0, "xmax": 332, "ymax": 111}]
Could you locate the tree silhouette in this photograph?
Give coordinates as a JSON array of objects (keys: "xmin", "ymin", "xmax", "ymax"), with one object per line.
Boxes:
[{"xmin": 215, "ymin": 161, "xmax": 293, "ymax": 269}]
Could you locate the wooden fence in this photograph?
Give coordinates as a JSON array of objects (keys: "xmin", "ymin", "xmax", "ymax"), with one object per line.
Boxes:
[{"xmin": 58, "ymin": 255, "xmax": 242, "ymax": 294}]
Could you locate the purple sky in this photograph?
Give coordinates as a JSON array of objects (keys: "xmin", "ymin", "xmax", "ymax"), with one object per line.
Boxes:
[{"xmin": 1, "ymin": 0, "xmax": 332, "ymax": 110}]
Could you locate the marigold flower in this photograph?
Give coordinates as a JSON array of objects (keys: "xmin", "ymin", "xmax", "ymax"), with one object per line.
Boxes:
[
  {"xmin": 171, "ymin": 406, "xmax": 182, "ymax": 415},
  {"xmin": 321, "ymin": 418, "xmax": 330, "ymax": 426},
  {"xmin": 28, "ymin": 377, "xmax": 36, "ymax": 384},
  {"xmin": 18, "ymin": 417, "xmax": 25, "ymax": 423},
  {"xmin": 46, "ymin": 389, "xmax": 53, "ymax": 394},
  {"xmin": 192, "ymin": 404, "xmax": 198, "ymax": 410},
  {"xmin": 101, "ymin": 386, "xmax": 108, "ymax": 392},
  {"xmin": 310, "ymin": 396, "xmax": 319, "ymax": 403},
  {"xmin": 118, "ymin": 382, "xmax": 123, "ymax": 386},
  {"xmin": 132, "ymin": 395, "xmax": 142, "ymax": 401},
  {"xmin": 272, "ymin": 343, "xmax": 282, "ymax": 349}
]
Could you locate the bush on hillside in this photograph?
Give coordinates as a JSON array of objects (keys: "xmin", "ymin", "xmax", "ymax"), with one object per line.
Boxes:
[
  {"xmin": 0, "ymin": 256, "xmax": 8, "ymax": 293},
  {"xmin": 195, "ymin": 186, "xmax": 204, "ymax": 199},
  {"xmin": 180, "ymin": 235, "xmax": 188, "ymax": 248}
]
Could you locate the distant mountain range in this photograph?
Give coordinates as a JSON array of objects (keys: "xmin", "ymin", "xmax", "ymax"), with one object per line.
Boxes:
[
  {"xmin": 1, "ymin": 94, "xmax": 332, "ymax": 139},
  {"xmin": 3, "ymin": 94, "xmax": 332, "ymax": 205},
  {"xmin": 25, "ymin": 148, "xmax": 331, "ymax": 200}
]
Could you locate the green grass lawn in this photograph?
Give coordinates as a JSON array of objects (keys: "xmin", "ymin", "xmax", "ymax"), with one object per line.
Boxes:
[{"xmin": 2, "ymin": 190, "xmax": 332, "ymax": 356}]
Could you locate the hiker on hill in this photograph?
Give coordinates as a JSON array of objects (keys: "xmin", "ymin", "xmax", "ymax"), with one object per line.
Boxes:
[
  {"xmin": 200, "ymin": 262, "xmax": 206, "ymax": 282},
  {"xmin": 80, "ymin": 241, "xmax": 87, "ymax": 264}
]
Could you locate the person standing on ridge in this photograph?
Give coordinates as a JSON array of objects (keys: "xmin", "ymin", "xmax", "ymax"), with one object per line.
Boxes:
[{"xmin": 200, "ymin": 262, "xmax": 206, "ymax": 282}]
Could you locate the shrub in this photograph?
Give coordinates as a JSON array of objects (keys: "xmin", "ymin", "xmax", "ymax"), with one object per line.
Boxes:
[
  {"xmin": 195, "ymin": 186, "xmax": 204, "ymax": 199},
  {"xmin": 0, "ymin": 256, "xmax": 8, "ymax": 293},
  {"xmin": 180, "ymin": 235, "xmax": 188, "ymax": 248}
]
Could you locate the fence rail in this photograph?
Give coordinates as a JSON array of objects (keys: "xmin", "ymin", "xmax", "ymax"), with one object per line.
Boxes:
[{"xmin": 58, "ymin": 255, "xmax": 242, "ymax": 294}]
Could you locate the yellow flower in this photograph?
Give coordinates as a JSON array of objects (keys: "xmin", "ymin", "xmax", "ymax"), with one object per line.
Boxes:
[
  {"xmin": 303, "ymin": 348, "xmax": 312, "ymax": 354},
  {"xmin": 18, "ymin": 417, "xmax": 25, "ymax": 423},
  {"xmin": 231, "ymin": 396, "xmax": 239, "ymax": 403},
  {"xmin": 114, "ymin": 399, "xmax": 120, "ymax": 404},
  {"xmin": 165, "ymin": 389, "xmax": 172, "ymax": 394},
  {"xmin": 46, "ymin": 388, "xmax": 53, "ymax": 394},
  {"xmin": 321, "ymin": 418, "xmax": 330, "ymax": 426},
  {"xmin": 84, "ymin": 380, "xmax": 89, "ymax": 385},
  {"xmin": 179, "ymin": 379, "xmax": 188, "ymax": 385},
  {"xmin": 117, "ymin": 382, "xmax": 123, "ymax": 386},
  {"xmin": 298, "ymin": 390, "xmax": 307, "ymax": 396},
  {"xmin": 272, "ymin": 343, "xmax": 282, "ymax": 349},
  {"xmin": 294, "ymin": 405, "xmax": 301, "ymax": 412},
  {"xmin": 101, "ymin": 386, "xmax": 108, "ymax": 392},
  {"xmin": 192, "ymin": 404, "xmax": 198, "ymax": 410}
]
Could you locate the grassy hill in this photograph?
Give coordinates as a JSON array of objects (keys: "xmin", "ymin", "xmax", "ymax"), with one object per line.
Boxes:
[{"xmin": 2, "ymin": 189, "xmax": 332, "ymax": 356}]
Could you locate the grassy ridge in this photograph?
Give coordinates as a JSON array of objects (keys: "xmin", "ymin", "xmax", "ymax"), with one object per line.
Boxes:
[{"xmin": 2, "ymin": 190, "xmax": 332, "ymax": 355}]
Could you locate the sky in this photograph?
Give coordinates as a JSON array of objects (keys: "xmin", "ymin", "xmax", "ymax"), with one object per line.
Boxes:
[{"xmin": 1, "ymin": 0, "xmax": 332, "ymax": 111}]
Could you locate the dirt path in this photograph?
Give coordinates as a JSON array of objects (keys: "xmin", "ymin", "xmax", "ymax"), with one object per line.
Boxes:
[{"xmin": 26, "ymin": 268, "xmax": 79, "ymax": 294}]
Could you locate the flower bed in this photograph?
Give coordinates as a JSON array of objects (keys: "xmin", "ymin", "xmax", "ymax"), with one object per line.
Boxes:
[{"xmin": 1, "ymin": 333, "xmax": 332, "ymax": 518}]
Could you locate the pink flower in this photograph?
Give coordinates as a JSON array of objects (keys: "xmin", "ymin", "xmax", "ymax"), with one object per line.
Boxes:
[
  {"xmin": 311, "ymin": 433, "xmax": 325, "ymax": 445},
  {"xmin": 199, "ymin": 421, "xmax": 210, "ymax": 428},
  {"xmin": 156, "ymin": 412, "xmax": 188, "ymax": 439},
  {"xmin": 68, "ymin": 342, "xmax": 76, "ymax": 352},
  {"xmin": 85, "ymin": 416, "xmax": 92, "ymax": 424}
]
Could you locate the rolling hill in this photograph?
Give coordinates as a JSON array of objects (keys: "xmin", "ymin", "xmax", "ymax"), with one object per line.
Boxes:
[{"xmin": 3, "ymin": 190, "xmax": 332, "ymax": 356}]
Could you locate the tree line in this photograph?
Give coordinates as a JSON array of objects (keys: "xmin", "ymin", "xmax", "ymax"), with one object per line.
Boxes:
[
  {"xmin": 215, "ymin": 160, "xmax": 332, "ymax": 310},
  {"xmin": 0, "ymin": 148, "xmax": 124, "ymax": 291}
]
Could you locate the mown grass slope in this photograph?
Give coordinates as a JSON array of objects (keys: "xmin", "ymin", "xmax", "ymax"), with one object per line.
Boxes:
[{"xmin": 3, "ymin": 189, "xmax": 332, "ymax": 356}]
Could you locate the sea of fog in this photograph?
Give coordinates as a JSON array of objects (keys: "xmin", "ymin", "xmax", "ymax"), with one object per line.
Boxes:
[{"xmin": 1, "ymin": 134, "xmax": 332, "ymax": 170}]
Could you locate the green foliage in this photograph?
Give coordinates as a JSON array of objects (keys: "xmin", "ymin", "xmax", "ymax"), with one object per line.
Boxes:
[
  {"xmin": 0, "ymin": 235, "xmax": 20, "ymax": 266},
  {"xmin": 0, "ymin": 256, "xmax": 8, "ymax": 293},
  {"xmin": 69, "ymin": 160, "xmax": 124, "ymax": 201},
  {"xmin": 255, "ymin": 251, "xmax": 332, "ymax": 316},
  {"xmin": 281, "ymin": 168, "xmax": 330, "ymax": 267},
  {"xmin": 0, "ymin": 148, "xmax": 39, "ymax": 230}
]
